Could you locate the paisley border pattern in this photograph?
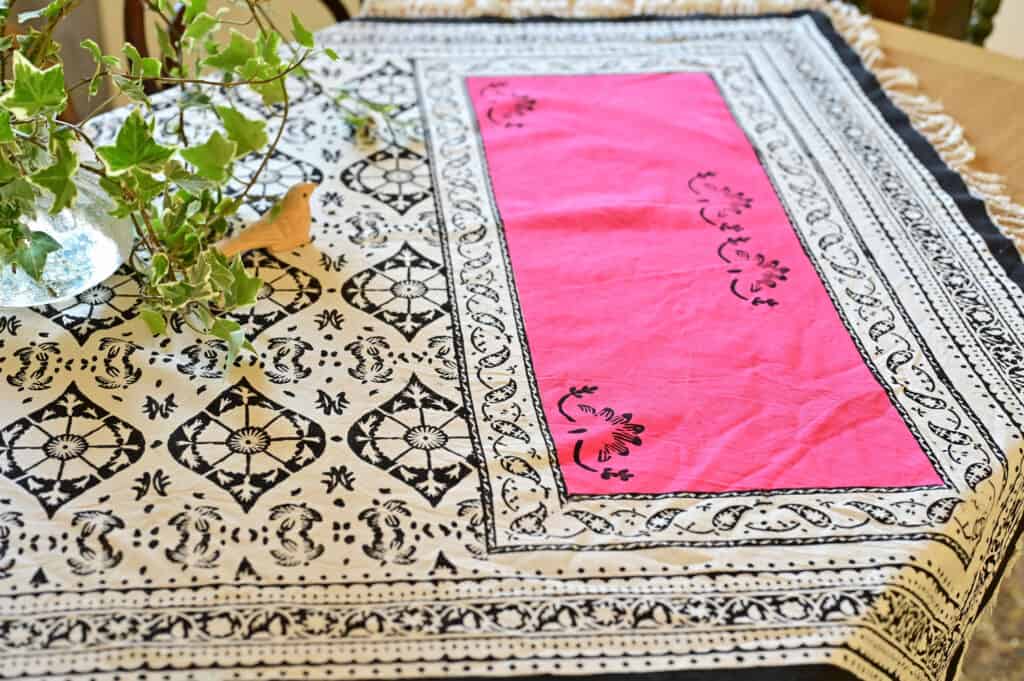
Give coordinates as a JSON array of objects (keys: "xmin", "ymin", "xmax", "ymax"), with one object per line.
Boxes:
[{"xmin": 419, "ymin": 45, "xmax": 1007, "ymax": 564}]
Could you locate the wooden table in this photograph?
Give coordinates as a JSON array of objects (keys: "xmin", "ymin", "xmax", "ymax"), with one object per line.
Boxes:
[{"xmin": 873, "ymin": 19, "xmax": 1024, "ymax": 201}]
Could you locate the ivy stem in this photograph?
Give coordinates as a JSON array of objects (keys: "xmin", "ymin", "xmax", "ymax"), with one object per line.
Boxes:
[
  {"xmin": 235, "ymin": 82, "xmax": 289, "ymax": 206},
  {"xmin": 153, "ymin": 55, "xmax": 309, "ymax": 87},
  {"xmin": 55, "ymin": 119, "xmax": 98, "ymax": 152}
]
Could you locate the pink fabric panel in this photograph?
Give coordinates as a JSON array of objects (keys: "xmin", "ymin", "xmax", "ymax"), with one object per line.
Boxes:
[{"xmin": 466, "ymin": 72, "xmax": 943, "ymax": 495}]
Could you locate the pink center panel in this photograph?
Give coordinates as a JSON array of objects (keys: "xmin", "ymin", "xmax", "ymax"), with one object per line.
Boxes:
[{"xmin": 466, "ymin": 72, "xmax": 944, "ymax": 496}]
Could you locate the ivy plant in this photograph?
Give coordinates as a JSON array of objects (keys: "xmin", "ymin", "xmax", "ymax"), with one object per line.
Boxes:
[{"xmin": 0, "ymin": 0, "xmax": 395, "ymax": 364}]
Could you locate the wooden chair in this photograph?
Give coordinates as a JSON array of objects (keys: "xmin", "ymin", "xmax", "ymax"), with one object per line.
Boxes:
[
  {"xmin": 124, "ymin": 0, "xmax": 351, "ymax": 93},
  {"xmin": 849, "ymin": 1, "xmax": 1002, "ymax": 45}
]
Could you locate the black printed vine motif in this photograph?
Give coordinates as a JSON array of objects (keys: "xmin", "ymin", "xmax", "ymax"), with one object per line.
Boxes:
[
  {"xmin": 67, "ymin": 510, "xmax": 124, "ymax": 576},
  {"xmin": 322, "ymin": 465, "xmax": 355, "ymax": 494},
  {"xmin": 268, "ymin": 503, "xmax": 324, "ymax": 567},
  {"xmin": 143, "ymin": 395, "xmax": 177, "ymax": 419},
  {"xmin": 478, "ymin": 81, "xmax": 537, "ymax": 129},
  {"xmin": 165, "ymin": 505, "xmax": 223, "ymax": 569},
  {"xmin": 0, "ymin": 510, "xmax": 24, "ymax": 578},
  {"xmin": 314, "ymin": 390, "xmax": 349, "ymax": 416},
  {"xmin": 6, "ymin": 341, "xmax": 65, "ymax": 391},
  {"xmin": 94, "ymin": 337, "xmax": 143, "ymax": 390},
  {"xmin": 688, "ymin": 171, "xmax": 789, "ymax": 307},
  {"xmin": 359, "ymin": 497, "xmax": 416, "ymax": 565},
  {"xmin": 557, "ymin": 386, "xmax": 645, "ymax": 482}
]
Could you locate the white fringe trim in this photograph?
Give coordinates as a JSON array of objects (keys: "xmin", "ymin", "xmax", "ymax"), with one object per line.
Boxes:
[
  {"xmin": 824, "ymin": 2, "xmax": 1024, "ymax": 252},
  {"xmin": 359, "ymin": 0, "xmax": 1024, "ymax": 253}
]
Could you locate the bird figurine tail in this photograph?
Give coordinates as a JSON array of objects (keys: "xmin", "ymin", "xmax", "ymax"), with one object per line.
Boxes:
[{"xmin": 217, "ymin": 182, "xmax": 318, "ymax": 258}]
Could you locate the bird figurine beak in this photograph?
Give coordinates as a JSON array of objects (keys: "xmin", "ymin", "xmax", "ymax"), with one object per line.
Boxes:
[{"xmin": 217, "ymin": 182, "xmax": 320, "ymax": 259}]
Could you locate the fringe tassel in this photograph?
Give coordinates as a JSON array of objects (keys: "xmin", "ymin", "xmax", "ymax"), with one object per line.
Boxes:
[{"xmin": 824, "ymin": 2, "xmax": 1024, "ymax": 249}]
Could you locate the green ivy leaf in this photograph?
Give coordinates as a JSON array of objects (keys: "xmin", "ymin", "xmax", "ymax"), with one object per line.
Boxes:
[
  {"xmin": 179, "ymin": 130, "xmax": 236, "ymax": 183},
  {"xmin": 202, "ymin": 30, "xmax": 255, "ymax": 72},
  {"xmin": 156, "ymin": 280, "xmax": 193, "ymax": 307},
  {"xmin": 80, "ymin": 37, "xmax": 102, "ymax": 61},
  {"xmin": 155, "ymin": 26, "xmax": 175, "ymax": 64},
  {"xmin": 184, "ymin": 0, "xmax": 208, "ymax": 23},
  {"xmin": 139, "ymin": 306, "xmax": 167, "ymax": 335},
  {"xmin": 290, "ymin": 12, "xmax": 314, "ymax": 49},
  {"xmin": 141, "ymin": 57, "xmax": 162, "ymax": 79},
  {"xmin": 14, "ymin": 230, "xmax": 60, "ymax": 280},
  {"xmin": 17, "ymin": 0, "xmax": 65, "ymax": 23},
  {"xmin": 19, "ymin": 0, "xmax": 70, "ymax": 22},
  {"xmin": 257, "ymin": 31, "xmax": 282, "ymax": 67},
  {"xmin": 129, "ymin": 168, "xmax": 166, "ymax": 204},
  {"xmin": 0, "ymin": 157, "xmax": 18, "ymax": 183},
  {"xmin": 183, "ymin": 11, "xmax": 218, "ymax": 42},
  {"xmin": 0, "ymin": 52, "xmax": 67, "ymax": 118},
  {"xmin": 0, "ymin": 223, "xmax": 21, "ymax": 260},
  {"xmin": 0, "ymin": 111, "xmax": 14, "ymax": 143},
  {"xmin": 228, "ymin": 256, "xmax": 261, "ymax": 307},
  {"xmin": 30, "ymin": 142, "xmax": 78, "ymax": 214},
  {"xmin": 167, "ymin": 161, "xmax": 216, "ymax": 195},
  {"xmin": 81, "ymin": 39, "xmax": 119, "ymax": 95},
  {"xmin": 150, "ymin": 252, "xmax": 169, "ymax": 284},
  {"xmin": 215, "ymin": 106, "xmax": 267, "ymax": 158},
  {"xmin": 112, "ymin": 74, "xmax": 149, "ymax": 105},
  {"xmin": 189, "ymin": 302, "xmax": 215, "ymax": 331},
  {"xmin": 122, "ymin": 42, "xmax": 144, "ymax": 76},
  {"xmin": 96, "ymin": 109, "xmax": 175, "ymax": 175},
  {"xmin": 0, "ymin": 178, "xmax": 40, "ymax": 213},
  {"xmin": 210, "ymin": 316, "xmax": 251, "ymax": 366},
  {"xmin": 208, "ymin": 253, "xmax": 235, "ymax": 292},
  {"xmin": 238, "ymin": 58, "xmax": 285, "ymax": 106},
  {"xmin": 323, "ymin": 47, "xmax": 339, "ymax": 62}
]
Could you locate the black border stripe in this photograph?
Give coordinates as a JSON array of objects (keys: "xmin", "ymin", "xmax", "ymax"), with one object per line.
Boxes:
[{"xmin": 801, "ymin": 11, "xmax": 1024, "ymax": 288}]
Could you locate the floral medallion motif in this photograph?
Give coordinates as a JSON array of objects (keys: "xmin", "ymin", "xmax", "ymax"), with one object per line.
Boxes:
[
  {"xmin": 33, "ymin": 266, "xmax": 141, "ymax": 344},
  {"xmin": 340, "ymin": 146, "xmax": 431, "ymax": 216},
  {"xmin": 0, "ymin": 382, "xmax": 145, "ymax": 517},
  {"xmin": 348, "ymin": 375, "xmax": 473, "ymax": 505},
  {"xmin": 341, "ymin": 242, "xmax": 449, "ymax": 341},
  {"xmin": 223, "ymin": 250, "xmax": 322, "ymax": 340},
  {"xmin": 345, "ymin": 61, "xmax": 418, "ymax": 116},
  {"xmin": 167, "ymin": 377, "xmax": 326, "ymax": 512}
]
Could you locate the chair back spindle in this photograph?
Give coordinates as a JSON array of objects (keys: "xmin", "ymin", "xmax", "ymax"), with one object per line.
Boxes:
[
  {"xmin": 967, "ymin": 0, "xmax": 1002, "ymax": 45},
  {"xmin": 906, "ymin": 0, "xmax": 934, "ymax": 30}
]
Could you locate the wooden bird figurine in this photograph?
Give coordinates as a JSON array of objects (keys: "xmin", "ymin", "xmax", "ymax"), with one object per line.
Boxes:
[{"xmin": 217, "ymin": 182, "xmax": 318, "ymax": 258}]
